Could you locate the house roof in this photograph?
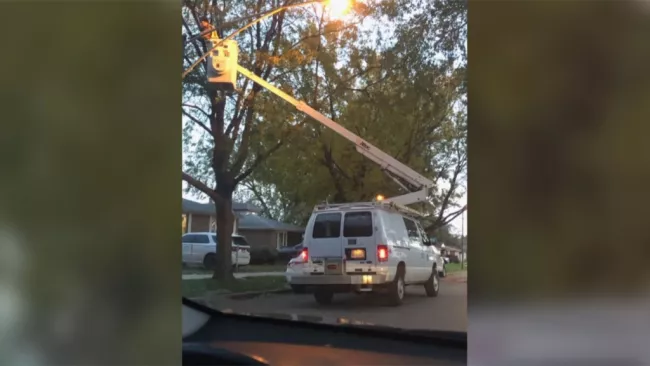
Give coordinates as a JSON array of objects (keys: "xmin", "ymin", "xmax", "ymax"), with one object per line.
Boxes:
[
  {"xmin": 237, "ymin": 213, "xmax": 304, "ymax": 232},
  {"xmin": 182, "ymin": 198, "xmax": 261, "ymax": 215}
]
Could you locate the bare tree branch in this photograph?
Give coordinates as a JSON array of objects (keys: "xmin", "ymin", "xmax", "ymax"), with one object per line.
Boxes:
[
  {"xmin": 182, "ymin": 109, "xmax": 212, "ymax": 134},
  {"xmin": 182, "ymin": 17, "xmax": 206, "ymax": 67},
  {"xmin": 182, "ymin": 103, "xmax": 210, "ymax": 117},
  {"xmin": 244, "ymin": 180, "xmax": 273, "ymax": 219},
  {"xmin": 234, "ymin": 140, "xmax": 284, "ymax": 184},
  {"xmin": 182, "ymin": 171, "xmax": 223, "ymax": 204}
]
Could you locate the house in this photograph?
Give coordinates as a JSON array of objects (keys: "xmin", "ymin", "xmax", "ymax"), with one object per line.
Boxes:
[
  {"xmin": 182, "ymin": 198, "xmax": 261, "ymax": 234},
  {"xmin": 237, "ymin": 213, "xmax": 304, "ymax": 251},
  {"xmin": 441, "ymin": 244, "xmax": 464, "ymax": 263}
]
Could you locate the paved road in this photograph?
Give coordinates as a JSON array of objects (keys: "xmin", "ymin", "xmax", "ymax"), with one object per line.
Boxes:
[{"xmin": 210, "ymin": 276, "xmax": 467, "ymax": 332}]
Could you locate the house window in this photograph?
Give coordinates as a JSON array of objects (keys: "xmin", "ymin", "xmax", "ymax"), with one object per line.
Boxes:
[{"xmin": 276, "ymin": 231, "xmax": 288, "ymax": 249}]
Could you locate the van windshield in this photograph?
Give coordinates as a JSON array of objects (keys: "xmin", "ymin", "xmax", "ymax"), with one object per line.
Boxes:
[{"xmin": 343, "ymin": 211, "xmax": 373, "ymax": 237}]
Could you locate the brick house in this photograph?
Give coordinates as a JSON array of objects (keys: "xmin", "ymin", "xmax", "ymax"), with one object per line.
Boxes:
[
  {"xmin": 182, "ymin": 198, "xmax": 305, "ymax": 251},
  {"xmin": 237, "ymin": 213, "xmax": 304, "ymax": 251},
  {"xmin": 181, "ymin": 198, "xmax": 261, "ymax": 234}
]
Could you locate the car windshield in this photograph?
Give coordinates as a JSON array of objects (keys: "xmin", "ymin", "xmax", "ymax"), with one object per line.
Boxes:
[{"xmin": 181, "ymin": 0, "xmax": 467, "ymax": 334}]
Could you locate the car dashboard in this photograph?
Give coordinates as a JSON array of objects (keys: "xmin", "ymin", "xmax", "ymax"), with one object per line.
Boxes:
[{"xmin": 182, "ymin": 298, "xmax": 467, "ymax": 366}]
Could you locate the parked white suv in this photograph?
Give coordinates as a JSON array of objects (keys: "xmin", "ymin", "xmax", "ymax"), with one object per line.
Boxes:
[
  {"xmin": 182, "ymin": 232, "xmax": 251, "ymax": 269},
  {"xmin": 288, "ymin": 202, "xmax": 441, "ymax": 306}
]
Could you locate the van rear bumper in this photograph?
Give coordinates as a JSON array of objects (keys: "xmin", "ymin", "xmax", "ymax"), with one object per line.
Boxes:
[{"xmin": 288, "ymin": 273, "xmax": 390, "ymax": 286}]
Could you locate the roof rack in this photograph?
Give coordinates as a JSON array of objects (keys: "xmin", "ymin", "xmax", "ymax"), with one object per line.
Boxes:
[{"xmin": 314, "ymin": 200, "xmax": 425, "ymax": 218}]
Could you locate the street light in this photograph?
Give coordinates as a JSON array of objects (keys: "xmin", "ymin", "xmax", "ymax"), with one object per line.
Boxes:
[
  {"xmin": 182, "ymin": 0, "xmax": 353, "ymax": 80},
  {"xmin": 326, "ymin": 0, "xmax": 352, "ymax": 18}
]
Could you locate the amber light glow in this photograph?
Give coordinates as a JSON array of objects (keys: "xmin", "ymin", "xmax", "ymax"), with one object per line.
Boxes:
[
  {"xmin": 325, "ymin": 0, "xmax": 352, "ymax": 19},
  {"xmin": 350, "ymin": 248, "xmax": 365, "ymax": 259}
]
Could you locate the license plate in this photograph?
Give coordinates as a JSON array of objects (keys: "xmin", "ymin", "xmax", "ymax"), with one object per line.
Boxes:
[{"xmin": 324, "ymin": 258, "xmax": 343, "ymax": 275}]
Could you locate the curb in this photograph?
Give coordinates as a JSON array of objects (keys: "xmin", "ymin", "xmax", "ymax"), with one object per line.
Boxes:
[
  {"xmin": 188, "ymin": 287, "xmax": 292, "ymax": 304},
  {"xmin": 228, "ymin": 287, "xmax": 293, "ymax": 300}
]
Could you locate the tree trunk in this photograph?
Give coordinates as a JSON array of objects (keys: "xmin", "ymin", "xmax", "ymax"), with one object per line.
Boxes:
[{"xmin": 213, "ymin": 192, "xmax": 235, "ymax": 282}]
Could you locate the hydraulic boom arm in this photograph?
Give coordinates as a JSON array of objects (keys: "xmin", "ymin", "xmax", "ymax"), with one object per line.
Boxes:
[{"xmin": 236, "ymin": 65, "xmax": 435, "ymax": 214}]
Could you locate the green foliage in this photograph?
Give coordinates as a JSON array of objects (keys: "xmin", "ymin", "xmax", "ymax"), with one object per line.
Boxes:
[
  {"xmin": 239, "ymin": 0, "xmax": 467, "ymax": 228},
  {"xmin": 431, "ymin": 225, "xmax": 465, "ymax": 249},
  {"xmin": 249, "ymin": 247, "xmax": 279, "ymax": 265}
]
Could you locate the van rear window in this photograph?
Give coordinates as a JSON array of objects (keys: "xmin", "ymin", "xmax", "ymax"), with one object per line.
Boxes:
[
  {"xmin": 312, "ymin": 213, "xmax": 341, "ymax": 238},
  {"xmin": 343, "ymin": 211, "xmax": 373, "ymax": 237}
]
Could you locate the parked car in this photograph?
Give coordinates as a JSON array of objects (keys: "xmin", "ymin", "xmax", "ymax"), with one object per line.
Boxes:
[
  {"xmin": 288, "ymin": 202, "xmax": 442, "ymax": 306},
  {"xmin": 277, "ymin": 243, "xmax": 303, "ymax": 262},
  {"xmin": 430, "ymin": 245, "xmax": 447, "ymax": 277},
  {"xmin": 182, "ymin": 232, "xmax": 251, "ymax": 269},
  {"xmin": 285, "ymin": 252, "xmax": 308, "ymax": 293}
]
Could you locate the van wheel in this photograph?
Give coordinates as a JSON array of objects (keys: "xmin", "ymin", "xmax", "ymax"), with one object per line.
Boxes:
[
  {"xmin": 314, "ymin": 288, "xmax": 333, "ymax": 305},
  {"xmin": 203, "ymin": 254, "xmax": 216, "ymax": 270},
  {"xmin": 387, "ymin": 269, "xmax": 405, "ymax": 306},
  {"xmin": 424, "ymin": 267, "xmax": 440, "ymax": 297}
]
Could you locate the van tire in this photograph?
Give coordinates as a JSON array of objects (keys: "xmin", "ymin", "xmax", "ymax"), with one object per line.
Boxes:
[
  {"xmin": 387, "ymin": 267, "xmax": 406, "ymax": 306},
  {"xmin": 424, "ymin": 267, "xmax": 440, "ymax": 297},
  {"xmin": 203, "ymin": 253, "xmax": 216, "ymax": 270},
  {"xmin": 314, "ymin": 288, "xmax": 334, "ymax": 305}
]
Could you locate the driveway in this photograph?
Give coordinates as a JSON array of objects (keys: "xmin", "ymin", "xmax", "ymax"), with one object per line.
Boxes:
[{"xmin": 205, "ymin": 274, "xmax": 467, "ymax": 332}]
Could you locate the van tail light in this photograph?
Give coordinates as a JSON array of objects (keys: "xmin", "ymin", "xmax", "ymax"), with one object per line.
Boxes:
[
  {"xmin": 377, "ymin": 244, "xmax": 389, "ymax": 262},
  {"xmin": 299, "ymin": 248, "xmax": 309, "ymax": 262}
]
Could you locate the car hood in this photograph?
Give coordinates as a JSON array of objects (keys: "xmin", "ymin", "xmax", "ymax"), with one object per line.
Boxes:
[{"xmin": 217, "ymin": 308, "xmax": 466, "ymax": 342}]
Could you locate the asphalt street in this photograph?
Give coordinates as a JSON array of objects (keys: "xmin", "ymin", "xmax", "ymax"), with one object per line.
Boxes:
[{"xmin": 211, "ymin": 275, "xmax": 467, "ymax": 332}]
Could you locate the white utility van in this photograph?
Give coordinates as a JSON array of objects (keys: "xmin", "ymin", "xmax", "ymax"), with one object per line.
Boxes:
[{"xmin": 288, "ymin": 201, "xmax": 441, "ymax": 306}]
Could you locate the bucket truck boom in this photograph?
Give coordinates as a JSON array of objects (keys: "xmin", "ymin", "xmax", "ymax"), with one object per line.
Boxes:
[{"xmin": 236, "ymin": 64, "xmax": 435, "ymax": 217}]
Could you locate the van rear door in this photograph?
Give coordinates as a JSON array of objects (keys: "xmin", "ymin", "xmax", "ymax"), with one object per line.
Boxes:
[
  {"xmin": 307, "ymin": 212, "xmax": 344, "ymax": 274},
  {"xmin": 342, "ymin": 211, "xmax": 376, "ymax": 273}
]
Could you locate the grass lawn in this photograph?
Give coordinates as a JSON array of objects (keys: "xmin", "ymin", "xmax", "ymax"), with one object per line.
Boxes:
[
  {"xmin": 445, "ymin": 262, "xmax": 467, "ymax": 273},
  {"xmin": 235, "ymin": 263, "xmax": 287, "ymax": 273},
  {"xmin": 182, "ymin": 276, "xmax": 288, "ymax": 298},
  {"xmin": 183, "ymin": 263, "xmax": 287, "ymax": 275}
]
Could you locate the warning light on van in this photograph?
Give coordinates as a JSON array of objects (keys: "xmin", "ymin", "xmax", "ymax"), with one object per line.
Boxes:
[{"xmin": 375, "ymin": 194, "xmax": 385, "ymax": 201}]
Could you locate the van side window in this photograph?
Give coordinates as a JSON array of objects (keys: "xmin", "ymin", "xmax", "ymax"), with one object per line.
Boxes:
[
  {"xmin": 402, "ymin": 217, "xmax": 423, "ymax": 247},
  {"xmin": 343, "ymin": 211, "xmax": 373, "ymax": 237},
  {"xmin": 313, "ymin": 213, "xmax": 342, "ymax": 238}
]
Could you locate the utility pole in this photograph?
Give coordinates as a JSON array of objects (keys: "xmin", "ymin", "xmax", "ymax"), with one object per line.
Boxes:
[{"xmin": 460, "ymin": 209, "xmax": 465, "ymax": 270}]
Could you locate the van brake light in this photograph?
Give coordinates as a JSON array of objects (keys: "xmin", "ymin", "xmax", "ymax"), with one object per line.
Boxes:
[
  {"xmin": 377, "ymin": 244, "xmax": 388, "ymax": 262},
  {"xmin": 300, "ymin": 248, "xmax": 309, "ymax": 261}
]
